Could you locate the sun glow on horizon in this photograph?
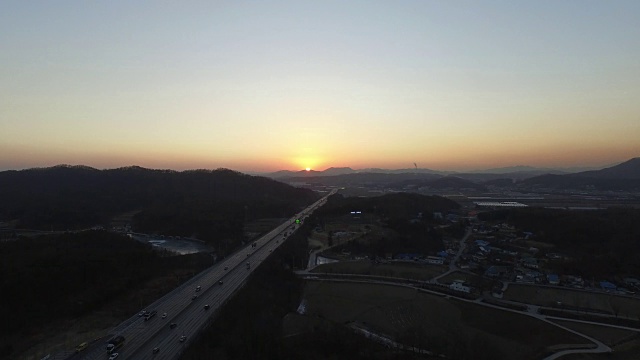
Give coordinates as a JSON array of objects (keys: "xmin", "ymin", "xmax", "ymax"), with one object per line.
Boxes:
[{"xmin": 305, "ymin": 167, "xmax": 311, "ymax": 171}]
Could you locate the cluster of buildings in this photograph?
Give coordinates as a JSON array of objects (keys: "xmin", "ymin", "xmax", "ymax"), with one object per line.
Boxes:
[
  {"xmin": 393, "ymin": 253, "xmax": 448, "ymax": 265},
  {"xmin": 456, "ymin": 221, "xmax": 639, "ymax": 297}
]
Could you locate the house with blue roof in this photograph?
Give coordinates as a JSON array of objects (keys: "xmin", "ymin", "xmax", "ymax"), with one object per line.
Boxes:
[
  {"xmin": 600, "ymin": 281, "xmax": 617, "ymax": 292},
  {"xmin": 547, "ymin": 274, "xmax": 560, "ymax": 285},
  {"xmin": 395, "ymin": 253, "xmax": 421, "ymax": 261},
  {"xmin": 475, "ymin": 240, "xmax": 489, "ymax": 247}
]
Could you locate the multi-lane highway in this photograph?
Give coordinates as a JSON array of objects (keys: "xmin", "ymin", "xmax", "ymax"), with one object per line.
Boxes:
[{"xmin": 72, "ymin": 191, "xmax": 333, "ymax": 360}]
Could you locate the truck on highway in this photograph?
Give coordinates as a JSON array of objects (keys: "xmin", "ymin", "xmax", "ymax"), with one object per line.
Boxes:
[{"xmin": 106, "ymin": 336, "xmax": 125, "ymax": 354}]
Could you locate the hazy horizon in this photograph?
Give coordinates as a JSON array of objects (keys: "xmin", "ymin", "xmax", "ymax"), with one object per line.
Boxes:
[
  {"xmin": 0, "ymin": 157, "xmax": 627, "ymax": 174},
  {"xmin": 2, "ymin": 1, "xmax": 639, "ymax": 172}
]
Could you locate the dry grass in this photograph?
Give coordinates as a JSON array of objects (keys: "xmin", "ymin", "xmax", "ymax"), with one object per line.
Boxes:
[
  {"xmin": 551, "ymin": 320, "xmax": 639, "ymax": 347},
  {"xmin": 562, "ymin": 337, "xmax": 640, "ymax": 360},
  {"xmin": 311, "ymin": 260, "xmax": 446, "ymax": 281},
  {"xmin": 299, "ymin": 281, "xmax": 588, "ymax": 359},
  {"xmin": 504, "ymin": 284, "xmax": 640, "ymax": 319}
]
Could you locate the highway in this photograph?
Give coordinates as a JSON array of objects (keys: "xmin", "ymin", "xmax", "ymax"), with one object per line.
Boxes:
[{"xmin": 73, "ymin": 190, "xmax": 334, "ymax": 360}]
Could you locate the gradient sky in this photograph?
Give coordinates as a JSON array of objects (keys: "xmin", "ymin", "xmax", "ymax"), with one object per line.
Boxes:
[{"xmin": 1, "ymin": 1, "xmax": 639, "ymax": 172}]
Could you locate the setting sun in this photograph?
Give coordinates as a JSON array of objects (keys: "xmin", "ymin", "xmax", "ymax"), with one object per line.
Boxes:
[{"xmin": 305, "ymin": 167, "xmax": 311, "ymax": 171}]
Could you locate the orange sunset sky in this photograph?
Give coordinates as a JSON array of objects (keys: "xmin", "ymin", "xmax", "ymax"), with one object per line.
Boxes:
[{"xmin": 1, "ymin": 1, "xmax": 639, "ymax": 172}]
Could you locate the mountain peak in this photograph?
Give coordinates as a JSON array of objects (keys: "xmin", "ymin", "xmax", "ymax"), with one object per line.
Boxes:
[{"xmin": 577, "ymin": 157, "xmax": 640, "ymax": 179}]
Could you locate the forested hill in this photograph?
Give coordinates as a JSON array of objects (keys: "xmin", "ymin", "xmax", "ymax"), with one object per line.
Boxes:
[
  {"xmin": 0, "ymin": 165, "xmax": 319, "ymax": 239},
  {"xmin": 316, "ymin": 192, "xmax": 460, "ymax": 219}
]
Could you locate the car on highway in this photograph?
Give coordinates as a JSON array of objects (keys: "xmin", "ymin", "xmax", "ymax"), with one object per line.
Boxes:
[
  {"xmin": 195, "ymin": 285, "xmax": 201, "ymax": 292},
  {"xmin": 224, "ymin": 266, "xmax": 228, "ymax": 270},
  {"xmin": 108, "ymin": 353, "xmax": 119, "ymax": 360},
  {"xmin": 75, "ymin": 342, "xmax": 88, "ymax": 352},
  {"xmin": 138, "ymin": 310, "xmax": 147, "ymax": 317},
  {"xmin": 153, "ymin": 347, "xmax": 160, "ymax": 354},
  {"xmin": 191, "ymin": 295, "xmax": 198, "ymax": 300},
  {"xmin": 162, "ymin": 312, "xmax": 167, "ymax": 319},
  {"xmin": 144, "ymin": 310, "xmax": 157, "ymax": 321},
  {"xmin": 218, "ymin": 280, "xmax": 223, "ymax": 285},
  {"xmin": 204, "ymin": 304, "xmax": 210, "ymax": 310},
  {"xmin": 247, "ymin": 253, "xmax": 250, "ymax": 257},
  {"xmin": 169, "ymin": 322, "xmax": 177, "ymax": 329},
  {"xmin": 179, "ymin": 335, "xmax": 187, "ymax": 342}
]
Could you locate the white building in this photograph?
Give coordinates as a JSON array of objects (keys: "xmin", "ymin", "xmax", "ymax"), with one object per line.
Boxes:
[{"xmin": 449, "ymin": 280, "xmax": 471, "ymax": 293}]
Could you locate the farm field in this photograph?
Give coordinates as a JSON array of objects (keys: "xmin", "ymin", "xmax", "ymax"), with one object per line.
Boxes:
[
  {"xmin": 298, "ymin": 281, "xmax": 589, "ymax": 360},
  {"xmin": 311, "ymin": 260, "xmax": 446, "ymax": 281},
  {"xmin": 503, "ymin": 284, "xmax": 640, "ymax": 319}
]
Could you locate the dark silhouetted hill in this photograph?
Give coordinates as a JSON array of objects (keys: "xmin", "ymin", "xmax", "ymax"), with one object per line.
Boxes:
[
  {"xmin": 481, "ymin": 178, "xmax": 516, "ymax": 187},
  {"xmin": 392, "ymin": 176, "xmax": 487, "ymax": 191},
  {"xmin": 0, "ymin": 166, "xmax": 319, "ymax": 240},
  {"xmin": 576, "ymin": 157, "xmax": 640, "ymax": 179},
  {"xmin": 284, "ymin": 172, "xmax": 442, "ymax": 186},
  {"xmin": 317, "ymin": 192, "xmax": 460, "ymax": 220},
  {"xmin": 519, "ymin": 158, "xmax": 640, "ymax": 191}
]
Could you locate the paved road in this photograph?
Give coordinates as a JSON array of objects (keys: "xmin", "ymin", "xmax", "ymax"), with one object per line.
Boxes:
[
  {"xmin": 72, "ymin": 191, "xmax": 334, "ymax": 360},
  {"xmin": 432, "ymin": 226, "xmax": 472, "ymax": 283}
]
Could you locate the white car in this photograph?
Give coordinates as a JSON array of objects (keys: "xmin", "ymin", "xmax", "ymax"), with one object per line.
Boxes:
[
  {"xmin": 162, "ymin": 312, "xmax": 167, "ymax": 319},
  {"xmin": 108, "ymin": 353, "xmax": 119, "ymax": 360},
  {"xmin": 179, "ymin": 335, "xmax": 187, "ymax": 342}
]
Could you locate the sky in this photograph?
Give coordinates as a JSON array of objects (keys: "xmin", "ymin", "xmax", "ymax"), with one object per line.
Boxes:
[{"xmin": 1, "ymin": 1, "xmax": 639, "ymax": 172}]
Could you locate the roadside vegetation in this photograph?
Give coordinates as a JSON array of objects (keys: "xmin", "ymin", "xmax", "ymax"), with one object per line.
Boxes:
[
  {"xmin": 0, "ymin": 231, "xmax": 212, "ymax": 360},
  {"xmin": 504, "ymin": 284, "xmax": 640, "ymax": 319},
  {"xmin": 550, "ymin": 320, "xmax": 639, "ymax": 348}
]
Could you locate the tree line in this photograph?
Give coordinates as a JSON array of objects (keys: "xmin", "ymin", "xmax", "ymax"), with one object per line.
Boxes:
[{"xmin": 0, "ymin": 166, "xmax": 318, "ymax": 245}]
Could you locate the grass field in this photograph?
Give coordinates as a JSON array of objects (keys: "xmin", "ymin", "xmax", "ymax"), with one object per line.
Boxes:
[
  {"xmin": 551, "ymin": 320, "xmax": 639, "ymax": 347},
  {"xmin": 563, "ymin": 337, "xmax": 640, "ymax": 360},
  {"xmin": 299, "ymin": 281, "xmax": 588, "ymax": 360},
  {"xmin": 311, "ymin": 260, "xmax": 446, "ymax": 281},
  {"xmin": 503, "ymin": 284, "xmax": 640, "ymax": 319}
]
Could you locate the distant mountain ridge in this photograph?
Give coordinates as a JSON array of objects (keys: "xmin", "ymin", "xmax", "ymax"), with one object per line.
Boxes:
[
  {"xmin": 266, "ymin": 167, "xmax": 448, "ymax": 178},
  {"xmin": 265, "ymin": 157, "xmax": 639, "ymax": 190},
  {"xmin": 264, "ymin": 162, "xmax": 615, "ymax": 179},
  {"xmin": 468, "ymin": 165, "xmax": 566, "ymax": 175},
  {"xmin": 520, "ymin": 158, "xmax": 640, "ymax": 191},
  {"xmin": 575, "ymin": 158, "xmax": 640, "ymax": 179}
]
